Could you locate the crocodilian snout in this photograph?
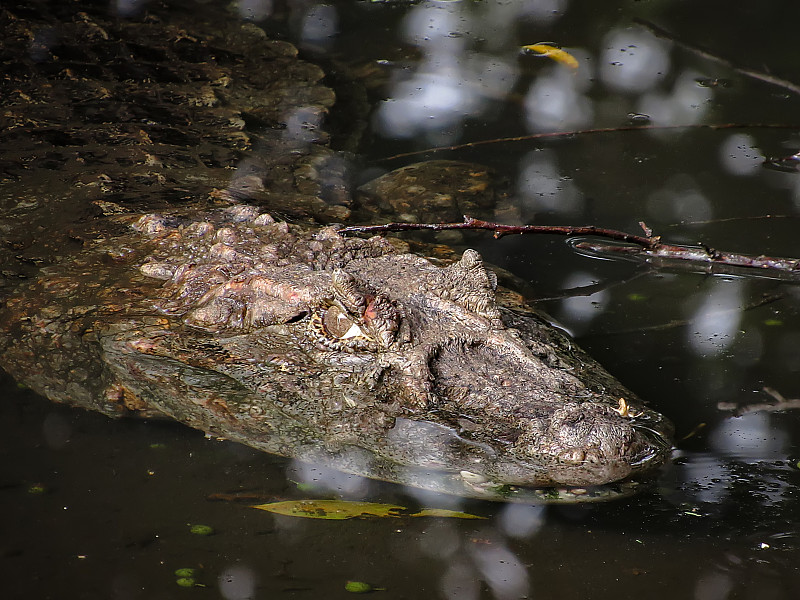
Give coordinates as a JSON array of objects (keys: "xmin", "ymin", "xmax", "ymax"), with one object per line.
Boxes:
[
  {"xmin": 417, "ymin": 331, "xmax": 673, "ymax": 487},
  {"xmin": 513, "ymin": 401, "xmax": 673, "ymax": 486}
]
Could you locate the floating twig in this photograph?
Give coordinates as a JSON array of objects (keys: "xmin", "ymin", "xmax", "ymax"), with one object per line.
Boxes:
[
  {"xmin": 338, "ymin": 216, "xmax": 800, "ymax": 279},
  {"xmin": 340, "ymin": 215, "xmax": 656, "ymax": 245}
]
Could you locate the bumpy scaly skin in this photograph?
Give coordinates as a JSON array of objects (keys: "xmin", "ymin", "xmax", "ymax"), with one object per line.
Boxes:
[
  {"xmin": 0, "ymin": 1, "xmax": 670, "ymax": 501},
  {"xmin": 0, "ymin": 0, "xmax": 344, "ymax": 286},
  {"xmin": 0, "ymin": 205, "xmax": 673, "ymax": 499}
]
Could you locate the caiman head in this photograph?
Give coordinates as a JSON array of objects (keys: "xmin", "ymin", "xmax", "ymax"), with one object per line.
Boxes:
[{"xmin": 127, "ymin": 205, "xmax": 673, "ymax": 493}]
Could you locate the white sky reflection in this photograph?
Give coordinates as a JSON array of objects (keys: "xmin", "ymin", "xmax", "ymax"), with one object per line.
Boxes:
[
  {"xmin": 719, "ymin": 133, "xmax": 764, "ymax": 176},
  {"xmin": 646, "ymin": 174, "xmax": 713, "ymax": 225},
  {"xmin": 686, "ymin": 278, "xmax": 744, "ymax": 356},
  {"xmin": 441, "ymin": 561, "xmax": 481, "ymax": 600},
  {"xmin": 218, "ymin": 565, "xmax": 258, "ymax": 600},
  {"xmin": 237, "ymin": 0, "xmax": 273, "ymax": 22},
  {"xmin": 558, "ymin": 272, "xmax": 608, "ymax": 333},
  {"xmin": 523, "ymin": 65, "xmax": 594, "ymax": 131},
  {"xmin": 519, "ymin": 0, "xmax": 569, "ymax": 24},
  {"xmin": 600, "ymin": 27, "xmax": 670, "ymax": 93},
  {"xmin": 288, "ymin": 457, "xmax": 372, "ymax": 496},
  {"xmin": 517, "ymin": 149, "xmax": 583, "ymax": 215},
  {"xmin": 374, "ymin": 1, "xmax": 517, "ymax": 144},
  {"xmin": 637, "ymin": 68, "xmax": 712, "ymax": 125},
  {"xmin": 299, "ymin": 3, "xmax": 338, "ymax": 49},
  {"xmin": 498, "ymin": 503, "xmax": 546, "ymax": 539},
  {"xmin": 710, "ymin": 412, "xmax": 789, "ymax": 460},
  {"xmin": 468, "ymin": 543, "xmax": 530, "ymax": 600}
]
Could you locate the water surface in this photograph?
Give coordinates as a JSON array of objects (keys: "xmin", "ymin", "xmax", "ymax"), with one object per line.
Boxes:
[{"xmin": 2, "ymin": 1, "xmax": 800, "ymax": 598}]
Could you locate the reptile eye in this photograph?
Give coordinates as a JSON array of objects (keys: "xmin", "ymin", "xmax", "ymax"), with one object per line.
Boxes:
[{"xmin": 322, "ymin": 305, "xmax": 365, "ymax": 339}]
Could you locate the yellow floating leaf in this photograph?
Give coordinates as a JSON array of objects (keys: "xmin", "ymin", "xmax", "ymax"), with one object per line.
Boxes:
[
  {"xmin": 521, "ymin": 43, "xmax": 579, "ymax": 70},
  {"xmin": 253, "ymin": 500, "xmax": 405, "ymax": 519},
  {"xmin": 412, "ymin": 508, "xmax": 485, "ymax": 519},
  {"xmin": 251, "ymin": 499, "xmax": 484, "ymax": 520}
]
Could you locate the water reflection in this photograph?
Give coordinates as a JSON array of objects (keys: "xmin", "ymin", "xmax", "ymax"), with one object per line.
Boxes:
[
  {"xmin": 422, "ymin": 521, "xmax": 533, "ymax": 600},
  {"xmin": 288, "ymin": 459, "xmax": 373, "ymax": 497},
  {"xmin": 365, "ymin": 3, "xmax": 737, "ymax": 163},
  {"xmin": 557, "ymin": 271, "xmax": 608, "ymax": 333},
  {"xmin": 440, "ymin": 560, "xmax": 481, "ymax": 600},
  {"xmin": 115, "ymin": 0, "xmax": 147, "ymax": 18},
  {"xmin": 375, "ymin": 1, "xmax": 517, "ymax": 145},
  {"xmin": 517, "ymin": 148, "xmax": 583, "ymax": 216},
  {"xmin": 4, "ymin": 0, "xmax": 800, "ymax": 597},
  {"xmin": 299, "ymin": 3, "xmax": 338, "ymax": 49},
  {"xmin": 710, "ymin": 412, "xmax": 789, "ymax": 460},
  {"xmin": 600, "ymin": 28, "xmax": 670, "ymax": 93},
  {"xmin": 42, "ymin": 411, "xmax": 72, "ymax": 449},
  {"xmin": 467, "ymin": 541, "xmax": 529, "ymax": 600},
  {"xmin": 777, "ymin": 331, "xmax": 800, "ymax": 372},
  {"xmin": 237, "ymin": 0, "xmax": 273, "ymax": 22},
  {"xmin": 694, "ymin": 571, "xmax": 734, "ymax": 600},
  {"xmin": 523, "ymin": 61, "xmax": 594, "ymax": 131},
  {"xmin": 498, "ymin": 503, "xmax": 546, "ymax": 538},
  {"xmin": 639, "ymin": 68, "xmax": 712, "ymax": 125},
  {"xmin": 719, "ymin": 132, "xmax": 763, "ymax": 175},
  {"xmin": 218, "ymin": 564, "xmax": 258, "ymax": 600},
  {"xmin": 685, "ymin": 278, "xmax": 744, "ymax": 356},
  {"xmin": 646, "ymin": 174, "xmax": 713, "ymax": 225}
]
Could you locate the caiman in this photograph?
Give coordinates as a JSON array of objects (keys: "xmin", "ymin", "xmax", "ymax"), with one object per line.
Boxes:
[{"xmin": 0, "ymin": 0, "xmax": 673, "ymax": 502}]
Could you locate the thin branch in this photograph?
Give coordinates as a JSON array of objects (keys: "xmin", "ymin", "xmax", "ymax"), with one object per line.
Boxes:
[
  {"xmin": 717, "ymin": 388, "xmax": 800, "ymax": 416},
  {"xmin": 338, "ymin": 216, "xmax": 800, "ymax": 278},
  {"xmin": 379, "ymin": 123, "xmax": 800, "ymax": 163},
  {"xmin": 339, "ymin": 215, "xmax": 656, "ymax": 245},
  {"xmin": 663, "ymin": 214, "xmax": 796, "ymax": 228},
  {"xmin": 634, "ymin": 18, "xmax": 800, "ymax": 97}
]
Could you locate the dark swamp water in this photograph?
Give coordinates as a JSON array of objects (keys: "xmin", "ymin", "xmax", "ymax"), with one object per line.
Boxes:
[{"xmin": 2, "ymin": 0, "xmax": 800, "ymax": 598}]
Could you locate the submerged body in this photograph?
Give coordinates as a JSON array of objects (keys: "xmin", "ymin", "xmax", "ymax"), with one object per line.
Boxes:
[
  {"xmin": 0, "ymin": 0, "xmax": 671, "ymax": 502},
  {"xmin": 0, "ymin": 205, "xmax": 672, "ymax": 501}
]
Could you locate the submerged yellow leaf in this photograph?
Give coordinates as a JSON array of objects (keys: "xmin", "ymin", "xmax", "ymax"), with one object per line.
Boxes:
[
  {"xmin": 251, "ymin": 499, "xmax": 484, "ymax": 520},
  {"xmin": 521, "ymin": 43, "xmax": 579, "ymax": 70}
]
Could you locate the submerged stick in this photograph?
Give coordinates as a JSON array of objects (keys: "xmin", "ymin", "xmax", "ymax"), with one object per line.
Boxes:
[
  {"xmin": 380, "ymin": 123, "xmax": 800, "ymax": 162},
  {"xmin": 717, "ymin": 388, "xmax": 800, "ymax": 416},
  {"xmin": 634, "ymin": 18, "xmax": 800, "ymax": 97}
]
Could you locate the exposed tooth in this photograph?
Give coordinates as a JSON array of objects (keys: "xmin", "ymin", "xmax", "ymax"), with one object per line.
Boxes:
[{"xmin": 459, "ymin": 470, "xmax": 488, "ymax": 484}]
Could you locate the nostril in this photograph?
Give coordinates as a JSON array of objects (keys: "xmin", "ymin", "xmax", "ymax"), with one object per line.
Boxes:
[
  {"xmin": 558, "ymin": 448, "xmax": 586, "ymax": 464},
  {"xmin": 584, "ymin": 448, "xmax": 604, "ymax": 464}
]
